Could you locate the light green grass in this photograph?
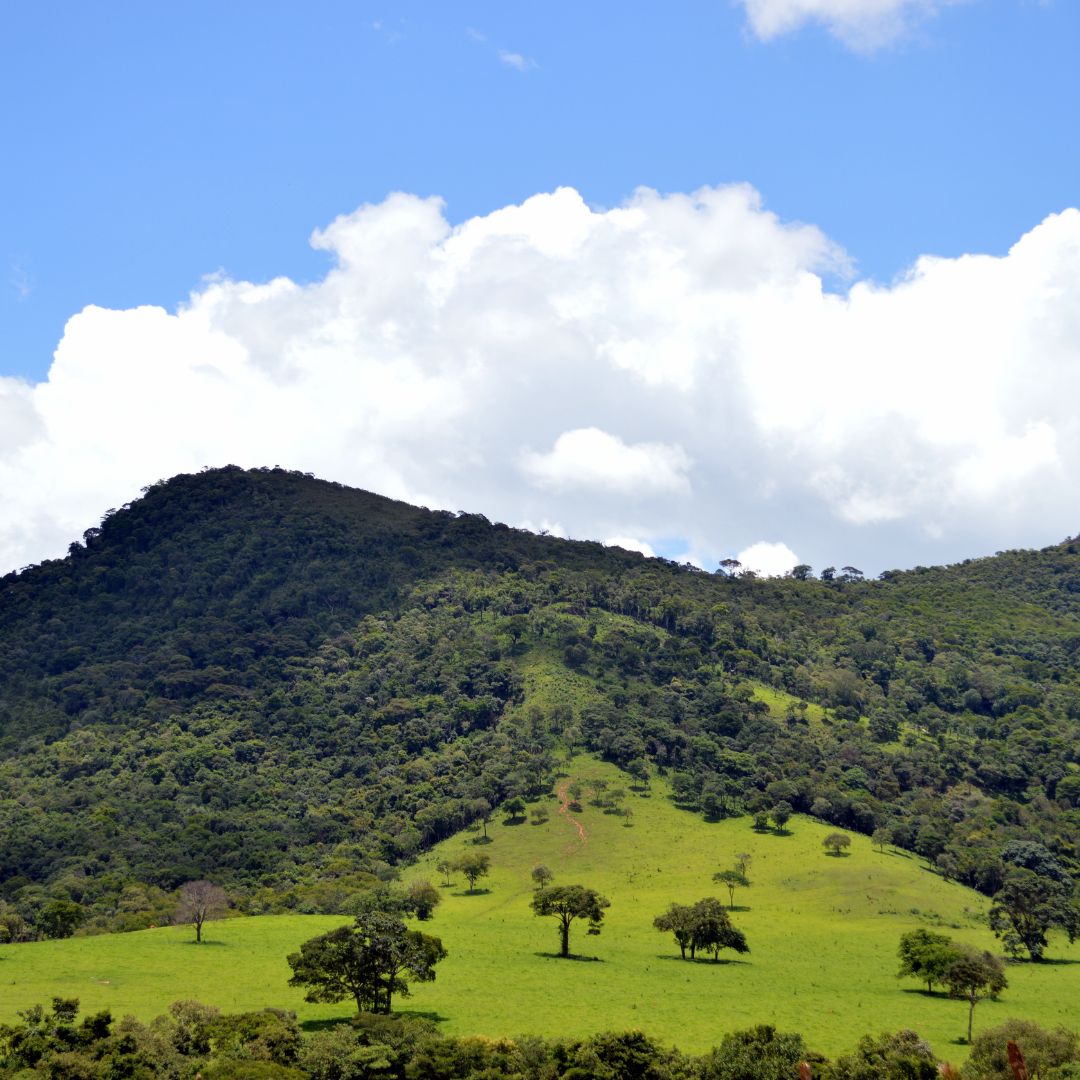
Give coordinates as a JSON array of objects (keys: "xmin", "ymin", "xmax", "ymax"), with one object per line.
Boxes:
[
  {"xmin": 748, "ymin": 681, "xmax": 829, "ymax": 728},
  {"xmin": 0, "ymin": 915, "xmax": 349, "ymax": 1025},
  {"xmin": 402, "ymin": 758, "xmax": 1080, "ymax": 1060},
  {"xmin": 2, "ymin": 758, "xmax": 1077, "ymax": 1063}
]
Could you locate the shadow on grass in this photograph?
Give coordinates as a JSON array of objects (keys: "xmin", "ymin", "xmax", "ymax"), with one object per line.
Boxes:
[
  {"xmin": 534, "ymin": 952, "xmax": 604, "ymax": 962},
  {"xmin": 654, "ymin": 954, "xmax": 750, "ymax": 966},
  {"xmin": 1033, "ymin": 957, "xmax": 1080, "ymax": 966},
  {"xmin": 184, "ymin": 939, "xmax": 230, "ymax": 947},
  {"xmin": 396, "ymin": 1009, "xmax": 449, "ymax": 1023},
  {"xmin": 471, "ymin": 836, "xmax": 493, "ymax": 845},
  {"xmin": 451, "ymin": 889, "xmax": 492, "ymax": 898},
  {"xmin": 824, "ymin": 851, "xmax": 851, "ymax": 857},
  {"xmin": 900, "ymin": 988, "xmax": 948, "ymax": 998}
]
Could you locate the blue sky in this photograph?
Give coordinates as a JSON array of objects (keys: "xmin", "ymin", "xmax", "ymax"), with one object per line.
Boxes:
[{"xmin": 2, "ymin": 1, "xmax": 1079, "ymax": 576}]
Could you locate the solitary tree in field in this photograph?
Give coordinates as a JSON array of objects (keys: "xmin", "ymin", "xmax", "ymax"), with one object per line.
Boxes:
[
  {"xmin": 502, "ymin": 796, "xmax": 527, "ymax": 823},
  {"xmin": 770, "ymin": 802, "xmax": 793, "ymax": 832},
  {"xmin": 654, "ymin": 903, "xmax": 697, "ymax": 960},
  {"xmin": 713, "ymin": 869, "xmax": 750, "ymax": 910},
  {"xmin": 654, "ymin": 898, "xmax": 749, "ymax": 960},
  {"xmin": 406, "ymin": 880, "xmax": 441, "ymax": 921},
  {"xmin": 691, "ymin": 898, "xmax": 750, "ymax": 961},
  {"xmin": 943, "ymin": 947, "xmax": 1007, "ymax": 1042},
  {"xmin": 531, "ymin": 865, "xmax": 554, "ymax": 890},
  {"xmin": 436, "ymin": 860, "xmax": 454, "ymax": 888},
  {"xmin": 734, "ymin": 853, "xmax": 752, "ymax": 876},
  {"xmin": 897, "ymin": 929, "xmax": 961, "ymax": 994},
  {"xmin": 287, "ymin": 910, "xmax": 446, "ymax": 1015},
  {"xmin": 472, "ymin": 799, "xmax": 493, "ymax": 840},
  {"xmin": 532, "ymin": 885, "xmax": 609, "ymax": 957},
  {"xmin": 872, "ymin": 827, "xmax": 891, "ymax": 854},
  {"xmin": 175, "ymin": 880, "xmax": 228, "ymax": 943},
  {"xmin": 454, "ymin": 852, "xmax": 491, "ymax": 893},
  {"xmin": 823, "ymin": 833, "xmax": 852, "ymax": 857}
]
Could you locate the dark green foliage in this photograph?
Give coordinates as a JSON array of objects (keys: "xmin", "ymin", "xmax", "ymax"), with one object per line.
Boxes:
[
  {"xmin": 287, "ymin": 910, "xmax": 446, "ymax": 1015},
  {"xmin": 963, "ymin": 1018, "xmax": 1080, "ymax": 1080},
  {"xmin": 896, "ymin": 929, "xmax": 962, "ymax": 994},
  {"xmin": 988, "ymin": 868, "xmax": 1080, "ymax": 960},
  {"xmin": 824, "ymin": 1030, "xmax": 939, "ymax": 1080},
  {"xmin": 700, "ymin": 1025, "xmax": 813, "ymax": 1080},
  {"xmin": 653, "ymin": 898, "xmax": 749, "ymax": 961},
  {"xmin": 943, "ymin": 948, "xmax": 1008, "ymax": 1043},
  {"xmin": 4, "ymin": 467, "xmax": 1080, "ymax": 932},
  {"xmin": 531, "ymin": 884, "xmax": 610, "ymax": 957}
]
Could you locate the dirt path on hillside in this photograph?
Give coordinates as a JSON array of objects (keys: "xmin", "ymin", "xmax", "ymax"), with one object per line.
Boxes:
[{"xmin": 555, "ymin": 780, "xmax": 588, "ymax": 854}]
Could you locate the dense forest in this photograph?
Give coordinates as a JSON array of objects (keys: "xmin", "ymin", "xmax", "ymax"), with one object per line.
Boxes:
[{"xmin": 1, "ymin": 466, "xmax": 1079, "ymax": 936}]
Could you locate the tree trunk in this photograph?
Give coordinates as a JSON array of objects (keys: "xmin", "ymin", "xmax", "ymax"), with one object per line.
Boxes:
[
  {"xmin": 968, "ymin": 995, "xmax": 975, "ymax": 1043},
  {"xmin": 560, "ymin": 919, "xmax": 570, "ymax": 957},
  {"xmin": 195, "ymin": 917, "xmax": 203, "ymax": 943}
]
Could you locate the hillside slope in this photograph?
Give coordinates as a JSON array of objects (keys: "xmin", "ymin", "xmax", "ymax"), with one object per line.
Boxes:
[{"xmin": 1, "ymin": 466, "xmax": 1079, "ymax": 935}]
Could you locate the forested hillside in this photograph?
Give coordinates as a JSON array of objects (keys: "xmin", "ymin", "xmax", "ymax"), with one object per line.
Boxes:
[{"xmin": 2, "ymin": 466, "xmax": 1079, "ymax": 936}]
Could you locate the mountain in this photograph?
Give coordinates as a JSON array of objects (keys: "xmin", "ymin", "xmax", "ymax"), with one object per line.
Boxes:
[{"xmin": 1, "ymin": 465, "xmax": 1079, "ymax": 935}]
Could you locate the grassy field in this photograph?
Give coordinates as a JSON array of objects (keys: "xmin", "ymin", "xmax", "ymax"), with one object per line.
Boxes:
[{"xmin": 2, "ymin": 757, "xmax": 1078, "ymax": 1061}]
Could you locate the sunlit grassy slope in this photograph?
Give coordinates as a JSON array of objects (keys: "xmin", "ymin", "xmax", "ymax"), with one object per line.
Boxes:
[
  {"xmin": 403, "ymin": 758, "xmax": 1079, "ymax": 1059},
  {"xmin": 2, "ymin": 757, "xmax": 1077, "ymax": 1060}
]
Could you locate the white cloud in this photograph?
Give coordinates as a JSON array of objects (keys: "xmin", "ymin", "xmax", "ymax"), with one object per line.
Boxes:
[
  {"xmin": 3, "ymin": 185, "xmax": 1080, "ymax": 577},
  {"xmin": 737, "ymin": 0, "xmax": 968, "ymax": 51},
  {"xmin": 604, "ymin": 536, "xmax": 657, "ymax": 558},
  {"xmin": 498, "ymin": 49, "xmax": 537, "ymax": 71},
  {"xmin": 520, "ymin": 428, "xmax": 692, "ymax": 495},
  {"xmin": 736, "ymin": 541, "xmax": 800, "ymax": 577}
]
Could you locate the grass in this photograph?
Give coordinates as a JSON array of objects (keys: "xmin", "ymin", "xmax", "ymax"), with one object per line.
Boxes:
[{"xmin": 2, "ymin": 757, "xmax": 1078, "ymax": 1063}]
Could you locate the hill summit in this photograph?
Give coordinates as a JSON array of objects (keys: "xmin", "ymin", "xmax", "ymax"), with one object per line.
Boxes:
[{"xmin": 1, "ymin": 466, "xmax": 1079, "ymax": 935}]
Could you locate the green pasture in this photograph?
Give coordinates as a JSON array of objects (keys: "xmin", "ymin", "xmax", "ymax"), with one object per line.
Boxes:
[{"xmin": 2, "ymin": 757, "xmax": 1078, "ymax": 1062}]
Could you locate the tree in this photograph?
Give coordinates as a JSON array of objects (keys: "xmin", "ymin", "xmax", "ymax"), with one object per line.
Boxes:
[
  {"xmin": 406, "ymin": 880, "xmax": 441, "ymax": 921},
  {"xmin": 943, "ymin": 947, "xmax": 1007, "ymax": 1043},
  {"xmin": 734, "ymin": 852, "xmax": 752, "ymax": 876},
  {"xmin": 713, "ymin": 869, "xmax": 750, "ymax": 910},
  {"xmin": 690, "ymin": 897, "xmax": 750, "ymax": 961},
  {"xmin": 989, "ymin": 867, "xmax": 1080, "ymax": 960},
  {"xmin": 770, "ymin": 802, "xmax": 792, "ymax": 832},
  {"xmin": 38, "ymin": 899, "xmax": 84, "ymax": 939},
  {"xmin": 472, "ymin": 799, "xmax": 493, "ymax": 840},
  {"xmin": 897, "ymin": 929, "xmax": 961, "ymax": 994},
  {"xmin": 654, "ymin": 902, "xmax": 697, "ymax": 959},
  {"xmin": 436, "ymin": 860, "xmax": 454, "ymax": 888},
  {"xmin": 872, "ymin": 827, "xmax": 891, "ymax": 854},
  {"xmin": 654, "ymin": 899, "xmax": 749, "ymax": 961},
  {"xmin": 454, "ymin": 852, "xmax": 491, "ymax": 893},
  {"xmin": 752, "ymin": 811, "xmax": 770, "ymax": 832},
  {"xmin": 502, "ymin": 796, "xmax": 527, "ymax": 823},
  {"xmin": 531, "ymin": 885, "xmax": 609, "ymax": 957},
  {"xmin": 175, "ymin": 881, "xmax": 227, "ymax": 943},
  {"xmin": 531, "ymin": 865, "xmax": 554, "ymax": 890},
  {"xmin": 530, "ymin": 807, "xmax": 549, "ymax": 825},
  {"xmin": 287, "ymin": 910, "xmax": 446, "ymax": 1015},
  {"xmin": 823, "ymin": 832, "xmax": 852, "ymax": 856}
]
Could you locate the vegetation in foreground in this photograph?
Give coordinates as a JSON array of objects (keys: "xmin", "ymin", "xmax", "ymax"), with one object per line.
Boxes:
[{"xmin": 5, "ymin": 996, "xmax": 1080, "ymax": 1080}]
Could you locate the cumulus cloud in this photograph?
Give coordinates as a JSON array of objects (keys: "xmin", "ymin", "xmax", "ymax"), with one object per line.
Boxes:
[
  {"xmin": 604, "ymin": 536, "xmax": 658, "ymax": 558},
  {"xmin": 3, "ymin": 183, "xmax": 1080, "ymax": 577},
  {"xmin": 736, "ymin": 541, "xmax": 801, "ymax": 577},
  {"xmin": 520, "ymin": 428, "xmax": 692, "ymax": 495},
  {"xmin": 737, "ymin": 0, "xmax": 968, "ymax": 51}
]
